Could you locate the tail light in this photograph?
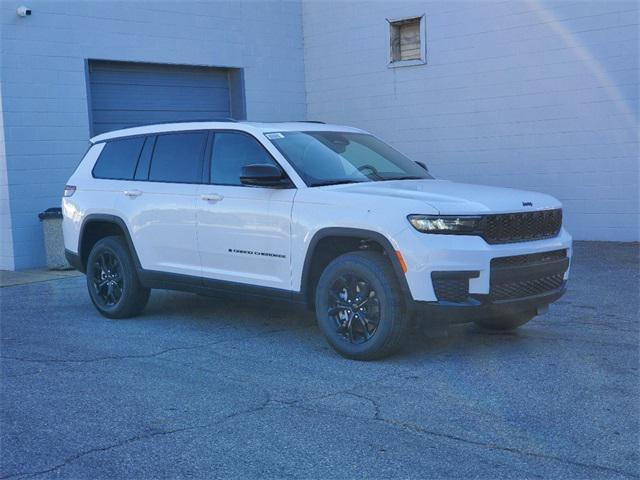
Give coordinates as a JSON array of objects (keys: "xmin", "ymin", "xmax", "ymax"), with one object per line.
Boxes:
[{"xmin": 63, "ymin": 185, "xmax": 76, "ymax": 197}]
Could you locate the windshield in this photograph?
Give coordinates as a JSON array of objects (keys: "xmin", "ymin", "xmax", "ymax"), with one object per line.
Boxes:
[{"xmin": 265, "ymin": 131, "xmax": 433, "ymax": 186}]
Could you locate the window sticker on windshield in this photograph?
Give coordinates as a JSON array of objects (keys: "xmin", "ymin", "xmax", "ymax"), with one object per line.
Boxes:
[{"xmin": 265, "ymin": 132, "xmax": 284, "ymax": 140}]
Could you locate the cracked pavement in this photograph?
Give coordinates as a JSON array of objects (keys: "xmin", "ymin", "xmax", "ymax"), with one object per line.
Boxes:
[{"xmin": 1, "ymin": 241, "xmax": 638, "ymax": 479}]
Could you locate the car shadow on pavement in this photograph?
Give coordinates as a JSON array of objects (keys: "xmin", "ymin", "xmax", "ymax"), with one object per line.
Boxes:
[{"xmin": 137, "ymin": 288, "xmax": 539, "ymax": 361}]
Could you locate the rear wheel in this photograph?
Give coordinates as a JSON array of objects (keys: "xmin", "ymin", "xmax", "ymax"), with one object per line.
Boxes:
[
  {"xmin": 474, "ymin": 312, "xmax": 535, "ymax": 331},
  {"xmin": 315, "ymin": 251, "xmax": 409, "ymax": 360},
  {"xmin": 86, "ymin": 236, "xmax": 150, "ymax": 319}
]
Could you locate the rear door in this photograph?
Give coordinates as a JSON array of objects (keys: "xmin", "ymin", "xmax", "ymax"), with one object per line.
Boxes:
[
  {"xmin": 196, "ymin": 131, "xmax": 295, "ymax": 290},
  {"xmin": 114, "ymin": 131, "xmax": 206, "ymax": 277}
]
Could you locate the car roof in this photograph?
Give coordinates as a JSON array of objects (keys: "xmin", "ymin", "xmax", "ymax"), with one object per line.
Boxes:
[{"xmin": 89, "ymin": 121, "xmax": 368, "ymax": 143}]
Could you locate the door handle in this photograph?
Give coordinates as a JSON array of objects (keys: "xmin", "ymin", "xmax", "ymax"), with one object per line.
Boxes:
[
  {"xmin": 123, "ymin": 189, "xmax": 142, "ymax": 198},
  {"xmin": 201, "ymin": 193, "xmax": 224, "ymax": 202}
]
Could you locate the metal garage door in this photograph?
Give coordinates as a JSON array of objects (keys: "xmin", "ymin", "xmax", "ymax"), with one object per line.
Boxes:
[{"xmin": 88, "ymin": 60, "xmax": 233, "ymax": 135}]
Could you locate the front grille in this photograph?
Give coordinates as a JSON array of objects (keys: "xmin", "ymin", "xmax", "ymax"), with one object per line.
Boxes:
[
  {"xmin": 490, "ymin": 273, "xmax": 564, "ymax": 300},
  {"xmin": 482, "ymin": 209, "xmax": 562, "ymax": 244},
  {"xmin": 432, "ymin": 277, "xmax": 469, "ymax": 302},
  {"xmin": 491, "ymin": 249, "xmax": 567, "ymax": 268}
]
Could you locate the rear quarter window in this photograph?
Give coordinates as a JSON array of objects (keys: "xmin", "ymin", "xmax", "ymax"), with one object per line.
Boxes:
[{"xmin": 92, "ymin": 137, "xmax": 145, "ymax": 180}]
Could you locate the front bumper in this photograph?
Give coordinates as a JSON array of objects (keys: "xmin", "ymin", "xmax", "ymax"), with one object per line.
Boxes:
[
  {"xmin": 395, "ymin": 227, "xmax": 573, "ymax": 302},
  {"xmin": 413, "ymin": 282, "xmax": 566, "ymax": 324}
]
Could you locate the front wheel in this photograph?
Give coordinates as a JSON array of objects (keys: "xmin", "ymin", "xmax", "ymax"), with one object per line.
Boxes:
[
  {"xmin": 315, "ymin": 251, "xmax": 409, "ymax": 360},
  {"xmin": 86, "ymin": 236, "xmax": 150, "ymax": 319},
  {"xmin": 474, "ymin": 312, "xmax": 536, "ymax": 331}
]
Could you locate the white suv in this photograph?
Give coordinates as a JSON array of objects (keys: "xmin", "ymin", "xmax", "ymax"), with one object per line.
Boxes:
[{"xmin": 62, "ymin": 121, "xmax": 572, "ymax": 359}]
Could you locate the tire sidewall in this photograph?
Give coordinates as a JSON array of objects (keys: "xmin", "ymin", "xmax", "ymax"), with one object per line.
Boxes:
[
  {"xmin": 86, "ymin": 237, "xmax": 136, "ymax": 318},
  {"xmin": 315, "ymin": 254, "xmax": 401, "ymax": 359}
]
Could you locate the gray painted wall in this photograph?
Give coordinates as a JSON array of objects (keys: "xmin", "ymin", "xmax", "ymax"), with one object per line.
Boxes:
[
  {"xmin": 303, "ymin": 0, "xmax": 639, "ymax": 241},
  {"xmin": 1, "ymin": 0, "xmax": 638, "ymax": 270},
  {"xmin": 0, "ymin": 0, "xmax": 306, "ymax": 269},
  {"xmin": 0, "ymin": 74, "xmax": 14, "ymax": 270}
]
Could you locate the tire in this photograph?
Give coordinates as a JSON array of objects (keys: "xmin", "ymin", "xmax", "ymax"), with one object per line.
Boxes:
[
  {"xmin": 86, "ymin": 236, "xmax": 150, "ymax": 319},
  {"xmin": 315, "ymin": 251, "xmax": 409, "ymax": 360},
  {"xmin": 474, "ymin": 312, "xmax": 536, "ymax": 331}
]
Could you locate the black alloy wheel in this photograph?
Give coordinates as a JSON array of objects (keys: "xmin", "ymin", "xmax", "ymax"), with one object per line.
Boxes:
[
  {"xmin": 91, "ymin": 251, "xmax": 124, "ymax": 308},
  {"xmin": 328, "ymin": 274, "xmax": 380, "ymax": 344},
  {"xmin": 315, "ymin": 251, "xmax": 409, "ymax": 360},
  {"xmin": 86, "ymin": 236, "xmax": 150, "ymax": 319}
]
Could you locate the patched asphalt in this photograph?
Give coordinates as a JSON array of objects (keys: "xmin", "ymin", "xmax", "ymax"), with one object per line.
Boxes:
[{"xmin": 1, "ymin": 241, "xmax": 638, "ymax": 479}]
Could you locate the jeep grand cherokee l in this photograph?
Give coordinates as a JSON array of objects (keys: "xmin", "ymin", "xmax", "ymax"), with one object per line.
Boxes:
[{"xmin": 62, "ymin": 121, "xmax": 572, "ymax": 360}]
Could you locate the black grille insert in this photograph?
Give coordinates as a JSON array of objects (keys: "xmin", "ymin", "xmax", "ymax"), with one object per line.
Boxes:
[
  {"xmin": 490, "ymin": 274, "xmax": 564, "ymax": 301},
  {"xmin": 491, "ymin": 249, "xmax": 567, "ymax": 268},
  {"xmin": 432, "ymin": 278, "xmax": 468, "ymax": 302},
  {"xmin": 482, "ymin": 209, "xmax": 562, "ymax": 244}
]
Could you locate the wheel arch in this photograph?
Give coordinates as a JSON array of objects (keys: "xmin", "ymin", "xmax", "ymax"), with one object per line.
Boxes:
[
  {"xmin": 78, "ymin": 214, "xmax": 141, "ymax": 273},
  {"xmin": 299, "ymin": 227, "xmax": 413, "ymax": 308}
]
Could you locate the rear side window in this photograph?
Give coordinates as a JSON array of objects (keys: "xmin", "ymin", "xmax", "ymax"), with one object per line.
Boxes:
[
  {"xmin": 92, "ymin": 137, "xmax": 145, "ymax": 180},
  {"xmin": 210, "ymin": 132, "xmax": 277, "ymax": 186},
  {"xmin": 148, "ymin": 132, "xmax": 207, "ymax": 183}
]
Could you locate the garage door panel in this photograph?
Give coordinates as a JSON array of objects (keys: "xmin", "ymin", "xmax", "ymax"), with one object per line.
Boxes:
[
  {"xmin": 92, "ymin": 96, "xmax": 229, "ymax": 112},
  {"xmin": 89, "ymin": 60, "xmax": 232, "ymax": 135},
  {"xmin": 92, "ymin": 108, "xmax": 230, "ymax": 123},
  {"xmin": 91, "ymin": 89, "xmax": 230, "ymax": 110},
  {"xmin": 91, "ymin": 70, "xmax": 230, "ymax": 89},
  {"xmin": 92, "ymin": 110, "xmax": 231, "ymax": 132},
  {"xmin": 91, "ymin": 84, "xmax": 230, "ymax": 99}
]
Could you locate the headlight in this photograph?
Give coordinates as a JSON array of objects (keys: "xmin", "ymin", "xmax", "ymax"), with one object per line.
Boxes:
[{"xmin": 407, "ymin": 215, "xmax": 481, "ymax": 234}]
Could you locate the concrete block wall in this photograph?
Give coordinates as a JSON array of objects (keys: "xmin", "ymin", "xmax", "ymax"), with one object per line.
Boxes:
[
  {"xmin": 0, "ymin": 0, "xmax": 306, "ymax": 269},
  {"xmin": 302, "ymin": 0, "xmax": 639, "ymax": 241},
  {"xmin": 0, "ymin": 76, "xmax": 14, "ymax": 270}
]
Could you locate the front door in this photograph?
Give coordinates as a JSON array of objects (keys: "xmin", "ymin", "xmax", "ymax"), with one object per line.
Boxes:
[{"xmin": 196, "ymin": 131, "xmax": 295, "ymax": 290}]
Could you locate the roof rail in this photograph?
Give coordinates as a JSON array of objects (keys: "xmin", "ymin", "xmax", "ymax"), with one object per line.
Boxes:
[
  {"xmin": 127, "ymin": 118, "xmax": 237, "ymax": 128},
  {"xmin": 290, "ymin": 120, "xmax": 326, "ymax": 124}
]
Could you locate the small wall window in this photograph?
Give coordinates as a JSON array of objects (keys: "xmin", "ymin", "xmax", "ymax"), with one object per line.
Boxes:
[{"xmin": 388, "ymin": 15, "xmax": 426, "ymax": 67}]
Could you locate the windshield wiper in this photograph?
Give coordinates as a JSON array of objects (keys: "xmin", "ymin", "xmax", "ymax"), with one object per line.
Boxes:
[
  {"xmin": 310, "ymin": 179, "xmax": 368, "ymax": 187},
  {"xmin": 379, "ymin": 176, "xmax": 424, "ymax": 181}
]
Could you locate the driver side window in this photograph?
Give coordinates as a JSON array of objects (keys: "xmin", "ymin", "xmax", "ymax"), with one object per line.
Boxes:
[{"xmin": 210, "ymin": 132, "xmax": 278, "ymax": 186}]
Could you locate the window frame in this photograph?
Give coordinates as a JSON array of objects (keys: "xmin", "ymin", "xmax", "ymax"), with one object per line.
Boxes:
[
  {"xmin": 387, "ymin": 14, "xmax": 427, "ymax": 68},
  {"xmin": 91, "ymin": 128, "xmax": 296, "ymax": 187},
  {"xmin": 206, "ymin": 129, "xmax": 294, "ymax": 189},
  {"xmin": 133, "ymin": 135, "xmax": 156, "ymax": 181}
]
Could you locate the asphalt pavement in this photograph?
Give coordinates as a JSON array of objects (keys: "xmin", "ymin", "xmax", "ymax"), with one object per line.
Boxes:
[{"xmin": 1, "ymin": 241, "xmax": 638, "ymax": 479}]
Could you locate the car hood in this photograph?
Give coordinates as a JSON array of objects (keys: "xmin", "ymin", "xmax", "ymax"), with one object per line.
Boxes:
[{"xmin": 328, "ymin": 179, "xmax": 561, "ymax": 214}]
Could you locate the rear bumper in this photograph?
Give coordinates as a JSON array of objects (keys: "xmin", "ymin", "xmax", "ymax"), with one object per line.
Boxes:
[
  {"xmin": 64, "ymin": 249, "xmax": 83, "ymax": 272},
  {"xmin": 413, "ymin": 282, "xmax": 567, "ymax": 324}
]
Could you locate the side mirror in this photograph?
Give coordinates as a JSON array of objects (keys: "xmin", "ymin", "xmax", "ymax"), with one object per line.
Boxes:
[
  {"xmin": 240, "ymin": 164, "xmax": 288, "ymax": 187},
  {"xmin": 416, "ymin": 161, "xmax": 429, "ymax": 172}
]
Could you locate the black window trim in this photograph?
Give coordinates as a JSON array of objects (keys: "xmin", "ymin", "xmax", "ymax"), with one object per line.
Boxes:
[
  {"xmin": 92, "ymin": 129, "xmax": 210, "ymax": 185},
  {"xmin": 90, "ymin": 128, "xmax": 295, "ymax": 188},
  {"xmin": 133, "ymin": 135, "xmax": 157, "ymax": 181}
]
